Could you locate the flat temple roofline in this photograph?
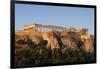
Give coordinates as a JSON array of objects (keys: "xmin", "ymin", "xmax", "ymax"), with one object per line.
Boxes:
[{"xmin": 24, "ymin": 23, "xmax": 65, "ymax": 29}]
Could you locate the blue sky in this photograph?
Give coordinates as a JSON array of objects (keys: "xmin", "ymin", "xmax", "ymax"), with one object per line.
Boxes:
[{"xmin": 15, "ymin": 4, "xmax": 94, "ymax": 34}]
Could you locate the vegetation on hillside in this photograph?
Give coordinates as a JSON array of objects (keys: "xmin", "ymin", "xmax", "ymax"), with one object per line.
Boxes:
[{"xmin": 14, "ymin": 34, "xmax": 95, "ymax": 67}]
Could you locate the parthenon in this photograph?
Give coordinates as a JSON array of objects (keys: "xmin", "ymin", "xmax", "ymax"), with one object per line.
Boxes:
[
  {"xmin": 24, "ymin": 23, "xmax": 66, "ymax": 32},
  {"xmin": 23, "ymin": 23, "xmax": 88, "ymax": 35}
]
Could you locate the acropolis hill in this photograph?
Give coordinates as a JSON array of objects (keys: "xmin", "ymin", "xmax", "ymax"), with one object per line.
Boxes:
[{"xmin": 15, "ymin": 23, "xmax": 94, "ymax": 53}]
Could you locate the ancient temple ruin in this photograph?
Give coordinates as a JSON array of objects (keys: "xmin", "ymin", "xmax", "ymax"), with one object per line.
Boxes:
[
  {"xmin": 15, "ymin": 23, "xmax": 89, "ymax": 37},
  {"xmin": 23, "ymin": 23, "xmax": 88, "ymax": 34},
  {"xmin": 24, "ymin": 23, "xmax": 65, "ymax": 32}
]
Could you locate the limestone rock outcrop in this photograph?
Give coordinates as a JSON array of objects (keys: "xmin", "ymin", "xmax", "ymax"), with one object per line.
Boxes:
[
  {"xmin": 15, "ymin": 30, "xmax": 94, "ymax": 53},
  {"xmin": 81, "ymin": 34, "xmax": 94, "ymax": 53}
]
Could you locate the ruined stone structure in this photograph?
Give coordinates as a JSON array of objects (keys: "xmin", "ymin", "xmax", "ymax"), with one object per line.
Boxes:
[
  {"xmin": 16, "ymin": 23, "xmax": 89, "ymax": 36},
  {"xmin": 24, "ymin": 23, "xmax": 65, "ymax": 32},
  {"xmin": 23, "ymin": 23, "xmax": 89, "ymax": 33}
]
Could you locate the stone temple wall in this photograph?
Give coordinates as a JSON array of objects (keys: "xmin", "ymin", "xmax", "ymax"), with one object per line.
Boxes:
[{"xmin": 23, "ymin": 23, "xmax": 88, "ymax": 34}]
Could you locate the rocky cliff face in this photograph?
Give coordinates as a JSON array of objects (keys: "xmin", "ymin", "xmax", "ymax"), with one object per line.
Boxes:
[
  {"xmin": 15, "ymin": 30, "xmax": 94, "ymax": 53},
  {"xmin": 81, "ymin": 34, "xmax": 94, "ymax": 53},
  {"xmin": 42, "ymin": 31, "xmax": 62, "ymax": 50},
  {"xmin": 15, "ymin": 31, "xmax": 95, "ymax": 67}
]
